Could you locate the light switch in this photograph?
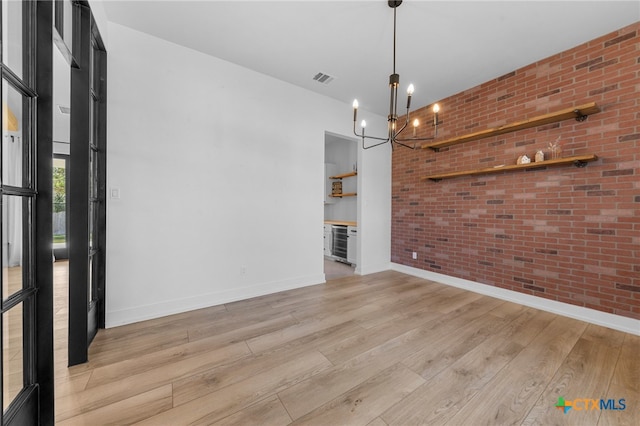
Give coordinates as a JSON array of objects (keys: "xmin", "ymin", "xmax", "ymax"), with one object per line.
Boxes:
[{"xmin": 110, "ymin": 187, "xmax": 120, "ymax": 199}]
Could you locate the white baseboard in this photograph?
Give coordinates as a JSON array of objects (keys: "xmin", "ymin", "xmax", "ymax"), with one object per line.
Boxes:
[
  {"xmin": 105, "ymin": 273, "xmax": 325, "ymax": 328},
  {"xmin": 390, "ymin": 262, "xmax": 640, "ymax": 336},
  {"xmin": 357, "ymin": 261, "xmax": 391, "ymax": 276}
]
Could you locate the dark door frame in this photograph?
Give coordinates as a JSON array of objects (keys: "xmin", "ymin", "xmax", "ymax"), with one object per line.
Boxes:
[
  {"xmin": 1, "ymin": 0, "xmax": 55, "ymax": 424},
  {"xmin": 34, "ymin": 1, "xmax": 55, "ymax": 421},
  {"xmin": 68, "ymin": 1, "xmax": 107, "ymax": 366}
]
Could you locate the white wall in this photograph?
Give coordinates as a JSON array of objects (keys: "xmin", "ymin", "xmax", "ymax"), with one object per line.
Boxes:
[
  {"xmin": 106, "ymin": 22, "xmax": 390, "ymax": 327},
  {"xmin": 356, "ymin": 139, "xmax": 391, "ymax": 275}
]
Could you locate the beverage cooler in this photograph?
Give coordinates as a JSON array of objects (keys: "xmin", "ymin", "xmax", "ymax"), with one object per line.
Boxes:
[{"xmin": 331, "ymin": 225, "xmax": 348, "ymax": 263}]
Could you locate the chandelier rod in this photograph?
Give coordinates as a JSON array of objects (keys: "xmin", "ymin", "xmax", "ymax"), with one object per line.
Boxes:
[{"xmin": 392, "ymin": 4, "xmax": 397, "ymax": 75}]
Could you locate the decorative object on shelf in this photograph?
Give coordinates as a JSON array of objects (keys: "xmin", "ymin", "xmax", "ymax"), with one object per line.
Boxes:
[
  {"xmin": 517, "ymin": 154, "xmax": 531, "ymax": 165},
  {"xmin": 351, "ymin": 0, "xmax": 442, "ymax": 151},
  {"xmin": 535, "ymin": 150, "xmax": 545, "ymax": 162},
  {"xmin": 548, "ymin": 136, "xmax": 562, "ymax": 160},
  {"xmin": 332, "ymin": 181, "xmax": 342, "ymax": 196}
]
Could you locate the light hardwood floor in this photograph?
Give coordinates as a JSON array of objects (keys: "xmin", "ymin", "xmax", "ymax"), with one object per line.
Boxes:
[{"xmin": 53, "ymin": 262, "xmax": 639, "ymax": 425}]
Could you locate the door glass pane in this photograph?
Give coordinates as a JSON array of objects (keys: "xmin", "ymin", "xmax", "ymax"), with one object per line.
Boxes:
[
  {"xmin": 2, "ymin": 302, "xmax": 24, "ymax": 411},
  {"xmin": 53, "ymin": 158, "xmax": 67, "ymax": 249},
  {"xmin": 88, "ymin": 201, "xmax": 95, "ymax": 250},
  {"xmin": 89, "ymin": 148, "xmax": 97, "ymax": 199},
  {"xmin": 88, "ymin": 255, "xmax": 93, "ymax": 303},
  {"xmin": 2, "ymin": 195, "xmax": 29, "ymax": 300},
  {"xmin": 62, "ymin": 0, "xmax": 74, "ymax": 53},
  {"xmin": 2, "ymin": 79, "xmax": 30, "ymax": 188},
  {"xmin": 91, "ymin": 98, "xmax": 98, "ymax": 148},
  {"xmin": 1, "ymin": 0, "xmax": 24, "ymax": 79},
  {"xmin": 92, "ymin": 45, "xmax": 100, "ymax": 94}
]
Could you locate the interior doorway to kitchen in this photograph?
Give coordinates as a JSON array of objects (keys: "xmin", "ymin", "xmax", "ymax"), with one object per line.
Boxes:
[{"xmin": 323, "ymin": 131, "xmax": 358, "ymax": 280}]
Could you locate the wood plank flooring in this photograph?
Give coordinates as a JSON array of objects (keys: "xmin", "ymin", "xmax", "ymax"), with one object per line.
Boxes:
[{"xmin": 53, "ymin": 262, "xmax": 639, "ymax": 425}]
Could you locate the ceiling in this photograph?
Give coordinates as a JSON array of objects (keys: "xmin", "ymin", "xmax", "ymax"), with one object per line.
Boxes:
[{"xmin": 102, "ymin": 1, "xmax": 640, "ymax": 116}]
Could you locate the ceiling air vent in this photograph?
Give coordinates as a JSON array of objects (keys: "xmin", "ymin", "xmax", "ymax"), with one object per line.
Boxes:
[
  {"xmin": 312, "ymin": 72, "xmax": 334, "ymax": 85},
  {"xmin": 58, "ymin": 105, "xmax": 71, "ymax": 114}
]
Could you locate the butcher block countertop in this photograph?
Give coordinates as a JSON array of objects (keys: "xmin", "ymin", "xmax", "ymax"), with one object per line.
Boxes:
[{"xmin": 324, "ymin": 220, "xmax": 357, "ymax": 227}]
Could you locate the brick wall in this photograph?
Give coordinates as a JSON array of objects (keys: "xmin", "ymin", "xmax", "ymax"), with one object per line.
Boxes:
[{"xmin": 391, "ymin": 23, "xmax": 639, "ymax": 320}]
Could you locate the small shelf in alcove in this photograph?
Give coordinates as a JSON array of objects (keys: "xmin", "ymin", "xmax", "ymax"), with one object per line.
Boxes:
[
  {"xmin": 421, "ymin": 102, "xmax": 600, "ymax": 151},
  {"xmin": 329, "ymin": 171, "xmax": 357, "ymax": 179},
  {"xmin": 329, "ymin": 192, "xmax": 357, "ymax": 198},
  {"xmin": 423, "ymin": 154, "xmax": 599, "ymax": 182}
]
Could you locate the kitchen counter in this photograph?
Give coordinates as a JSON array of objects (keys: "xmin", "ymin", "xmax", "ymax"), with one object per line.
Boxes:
[{"xmin": 324, "ymin": 220, "xmax": 357, "ymax": 227}]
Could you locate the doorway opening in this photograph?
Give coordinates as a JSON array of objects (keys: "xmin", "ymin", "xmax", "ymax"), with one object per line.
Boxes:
[{"xmin": 323, "ymin": 132, "xmax": 359, "ymax": 280}]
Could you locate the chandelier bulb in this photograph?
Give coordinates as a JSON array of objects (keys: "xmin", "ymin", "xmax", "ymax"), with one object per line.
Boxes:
[
  {"xmin": 361, "ymin": 120, "xmax": 367, "ymax": 128},
  {"xmin": 407, "ymin": 84, "xmax": 414, "ymax": 95},
  {"xmin": 413, "ymin": 118, "xmax": 419, "ymax": 127},
  {"xmin": 353, "ymin": 99, "xmax": 359, "ymax": 109},
  {"xmin": 433, "ymin": 103, "xmax": 440, "ymax": 113}
]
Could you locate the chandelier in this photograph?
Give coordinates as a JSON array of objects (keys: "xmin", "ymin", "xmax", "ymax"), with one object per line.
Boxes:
[{"xmin": 352, "ymin": 0, "xmax": 441, "ymax": 150}]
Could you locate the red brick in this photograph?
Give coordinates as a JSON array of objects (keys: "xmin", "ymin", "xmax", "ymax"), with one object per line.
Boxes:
[{"xmin": 391, "ymin": 23, "xmax": 639, "ymax": 320}]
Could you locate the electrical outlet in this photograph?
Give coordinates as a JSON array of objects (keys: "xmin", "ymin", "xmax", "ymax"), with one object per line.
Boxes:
[{"xmin": 412, "ymin": 252, "xmax": 417, "ymax": 260}]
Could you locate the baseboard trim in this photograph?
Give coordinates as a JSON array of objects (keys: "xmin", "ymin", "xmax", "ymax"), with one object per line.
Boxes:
[
  {"xmin": 357, "ymin": 262, "xmax": 391, "ymax": 276},
  {"xmin": 390, "ymin": 262, "xmax": 639, "ymax": 336},
  {"xmin": 106, "ymin": 273, "xmax": 325, "ymax": 328}
]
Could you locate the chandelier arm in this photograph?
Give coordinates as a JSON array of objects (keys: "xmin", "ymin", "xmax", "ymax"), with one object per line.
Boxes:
[
  {"xmin": 393, "ymin": 140, "xmax": 417, "ymax": 150},
  {"xmin": 361, "ymin": 134, "xmax": 392, "ymax": 142},
  {"xmin": 394, "ymin": 120, "xmax": 409, "ymax": 138},
  {"xmin": 353, "ymin": 121, "xmax": 390, "ymax": 141},
  {"xmin": 363, "ymin": 137, "xmax": 391, "ymax": 150}
]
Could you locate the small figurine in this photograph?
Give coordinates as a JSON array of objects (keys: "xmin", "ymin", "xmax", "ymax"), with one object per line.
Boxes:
[
  {"xmin": 535, "ymin": 150, "xmax": 545, "ymax": 162},
  {"xmin": 517, "ymin": 154, "xmax": 531, "ymax": 165}
]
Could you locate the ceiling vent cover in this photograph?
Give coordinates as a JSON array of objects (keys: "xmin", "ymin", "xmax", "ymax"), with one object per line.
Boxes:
[{"xmin": 312, "ymin": 72, "xmax": 334, "ymax": 85}]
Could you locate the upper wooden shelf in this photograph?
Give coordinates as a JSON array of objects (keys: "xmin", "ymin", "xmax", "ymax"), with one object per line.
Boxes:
[
  {"xmin": 423, "ymin": 155, "xmax": 598, "ymax": 182},
  {"xmin": 329, "ymin": 171, "xmax": 357, "ymax": 179},
  {"xmin": 421, "ymin": 102, "xmax": 600, "ymax": 151}
]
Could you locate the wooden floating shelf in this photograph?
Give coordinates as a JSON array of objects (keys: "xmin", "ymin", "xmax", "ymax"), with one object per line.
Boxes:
[
  {"xmin": 423, "ymin": 154, "xmax": 599, "ymax": 182},
  {"xmin": 329, "ymin": 192, "xmax": 357, "ymax": 198},
  {"xmin": 421, "ymin": 102, "xmax": 600, "ymax": 151},
  {"xmin": 329, "ymin": 171, "xmax": 357, "ymax": 179}
]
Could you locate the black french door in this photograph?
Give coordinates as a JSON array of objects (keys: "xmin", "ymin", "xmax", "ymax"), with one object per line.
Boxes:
[
  {"xmin": 1, "ymin": 0, "xmax": 54, "ymax": 424},
  {"xmin": 67, "ymin": 1, "xmax": 106, "ymax": 366}
]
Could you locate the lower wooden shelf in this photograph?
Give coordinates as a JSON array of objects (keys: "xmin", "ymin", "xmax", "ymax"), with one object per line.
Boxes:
[
  {"xmin": 423, "ymin": 154, "xmax": 598, "ymax": 182},
  {"xmin": 329, "ymin": 192, "xmax": 357, "ymax": 198}
]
